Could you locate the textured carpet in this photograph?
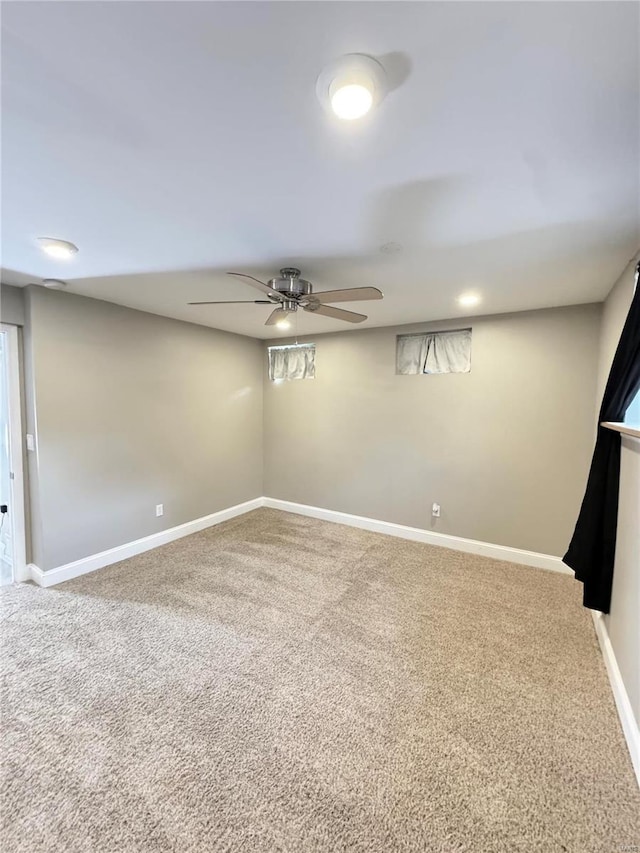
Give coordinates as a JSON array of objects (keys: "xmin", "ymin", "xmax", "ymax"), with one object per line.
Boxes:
[{"xmin": 1, "ymin": 508, "xmax": 638, "ymax": 852}]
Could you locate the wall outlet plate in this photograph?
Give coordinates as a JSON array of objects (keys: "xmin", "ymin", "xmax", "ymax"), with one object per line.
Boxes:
[
  {"xmin": 432, "ymin": 503, "xmax": 441, "ymax": 518},
  {"xmin": 155, "ymin": 504, "xmax": 164, "ymax": 517}
]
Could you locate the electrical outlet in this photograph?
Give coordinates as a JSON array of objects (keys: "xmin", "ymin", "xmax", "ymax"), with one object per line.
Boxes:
[
  {"xmin": 155, "ymin": 504, "xmax": 164, "ymax": 517},
  {"xmin": 432, "ymin": 503, "xmax": 441, "ymax": 518}
]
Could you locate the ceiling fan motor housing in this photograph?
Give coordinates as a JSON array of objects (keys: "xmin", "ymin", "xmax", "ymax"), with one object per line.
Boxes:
[{"xmin": 269, "ymin": 268, "xmax": 312, "ymax": 301}]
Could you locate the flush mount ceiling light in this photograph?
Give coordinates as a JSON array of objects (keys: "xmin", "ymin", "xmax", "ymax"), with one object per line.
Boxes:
[
  {"xmin": 458, "ymin": 293, "xmax": 481, "ymax": 308},
  {"xmin": 37, "ymin": 237, "xmax": 79, "ymax": 259},
  {"xmin": 316, "ymin": 54, "xmax": 387, "ymax": 121},
  {"xmin": 42, "ymin": 278, "xmax": 67, "ymax": 289}
]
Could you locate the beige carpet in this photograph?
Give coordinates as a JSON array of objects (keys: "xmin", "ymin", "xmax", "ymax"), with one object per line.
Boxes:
[{"xmin": 1, "ymin": 508, "xmax": 638, "ymax": 852}]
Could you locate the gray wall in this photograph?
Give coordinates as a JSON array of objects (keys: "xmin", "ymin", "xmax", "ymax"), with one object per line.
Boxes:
[
  {"xmin": 25, "ymin": 286, "xmax": 263, "ymax": 570},
  {"xmin": 264, "ymin": 304, "xmax": 602, "ymax": 557},
  {"xmin": 0, "ymin": 284, "xmax": 26, "ymax": 326},
  {"xmin": 597, "ymin": 256, "xmax": 639, "ymax": 728}
]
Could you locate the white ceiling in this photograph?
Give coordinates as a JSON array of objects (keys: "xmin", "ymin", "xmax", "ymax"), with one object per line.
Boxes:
[{"xmin": 2, "ymin": 1, "xmax": 638, "ymax": 339}]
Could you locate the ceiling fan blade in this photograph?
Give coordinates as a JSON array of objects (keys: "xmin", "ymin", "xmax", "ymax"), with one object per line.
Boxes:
[
  {"xmin": 265, "ymin": 308, "xmax": 291, "ymax": 326},
  {"xmin": 303, "ymin": 304, "xmax": 367, "ymax": 323},
  {"xmin": 187, "ymin": 300, "xmax": 272, "ymax": 305},
  {"xmin": 304, "ymin": 287, "xmax": 383, "ymax": 304},
  {"xmin": 227, "ymin": 271, "xmax": 283, "ymax": 300}
]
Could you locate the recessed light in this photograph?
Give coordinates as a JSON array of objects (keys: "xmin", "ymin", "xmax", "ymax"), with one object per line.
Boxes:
[
  {"xmin": 317, "ymin": 54, "xmax": 387, "ymax": 121},
  {"xmin": 42, "ymin": 279, "xmax": 67, "ymax": 289},
  {"xmin": 37, "ymin": 237, "xmax": 78, "ymax": 259},
  {"xmin": 458, "ymin": 293, "xmax": 481, "ymax": 308},
  {"xmin": 330, "ymin": 82, "xmax": 373, "ymax": 120}
]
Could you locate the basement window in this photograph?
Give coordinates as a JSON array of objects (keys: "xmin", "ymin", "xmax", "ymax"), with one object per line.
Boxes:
[
  {"xmin": 268, "ymin": 344, "xmax": 316, "ymax": 381},
  {"xmin": 625, "ymin": 389, "xmax": 640, "ymax": 426},
  {"xmin": 396, "ymin": 329, "xmax": 472, "ymax": 375}
]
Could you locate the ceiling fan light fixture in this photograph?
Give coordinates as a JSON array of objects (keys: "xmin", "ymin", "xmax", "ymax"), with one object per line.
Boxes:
[
  {"xmin": 317, "ymin": 54, "xmax": 387, "ymax": 121},
  {"xmin": 37, "ymin": 237, "xmax": 79, "ymax": 259},
  {"xmin": 276, "ymin": 318, "xmax": 291, "ymax": 330}
]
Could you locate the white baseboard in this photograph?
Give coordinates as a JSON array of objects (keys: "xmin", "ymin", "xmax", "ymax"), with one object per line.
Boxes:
[
  {"xmin": 29, "ymin": 497, "xmax": 263, "ymax": 588},
  {"xmin": 28, "ymin": 496, "xmax": 568, "ymax": 588},
  {"xmin": 262, "ymin": 497, "xmax": 569, "ymax": 574},
  {"xmin": 591, "ymin": 611, "xmax": 640, "ymax": 788}
]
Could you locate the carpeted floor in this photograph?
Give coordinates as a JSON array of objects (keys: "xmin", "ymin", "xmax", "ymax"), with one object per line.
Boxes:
[{"xmin": 1, "ymin": 508, "xmax": 638, "ymax": 852}]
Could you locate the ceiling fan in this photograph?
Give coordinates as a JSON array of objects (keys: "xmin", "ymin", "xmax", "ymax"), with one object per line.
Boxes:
[{"xmin": 188, "ymin": 268, "xmax": 383, "ymax": 325}]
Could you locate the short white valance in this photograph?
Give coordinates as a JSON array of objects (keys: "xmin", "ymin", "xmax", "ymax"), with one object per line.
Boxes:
[
  {"xmin": 268, "ymin": 344, "xmax": 316, "ymax": 381},
  {"xmin": 396, "ymin": 329, "xmax": 472, "ymax": 375}
]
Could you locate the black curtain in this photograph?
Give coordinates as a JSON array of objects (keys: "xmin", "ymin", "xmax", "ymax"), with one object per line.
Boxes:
[{"xmin": 563, "ymin": 262, "xmax": 640, "ymax": 612}]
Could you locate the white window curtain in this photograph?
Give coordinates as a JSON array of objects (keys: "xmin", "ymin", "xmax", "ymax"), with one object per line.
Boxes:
[
  {"xmin": 396, "ymin": 329, "xmax": 472, "ymax": 375},
  {"xmin": 268, "ymin": 344, "xmax": 316, "ymax": 381}
]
